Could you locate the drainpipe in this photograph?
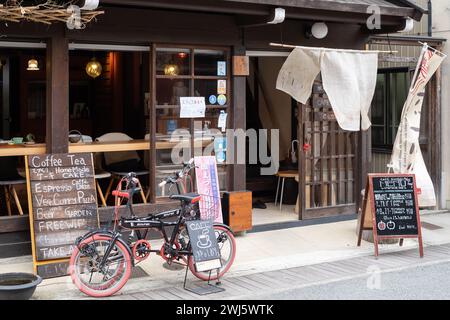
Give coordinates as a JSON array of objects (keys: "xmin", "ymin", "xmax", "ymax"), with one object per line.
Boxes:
[{"xmin": 428, "ymin": 0, "xmax": 432, "ymax": 37}]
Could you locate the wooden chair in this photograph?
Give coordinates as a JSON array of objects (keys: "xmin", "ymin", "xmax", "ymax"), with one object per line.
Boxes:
[
  {"xmin": 0, "ymin": 157, "xmax": 25, "ymax": 216},
  {"xmin": 274, "ymin": 170, "xmax": 299, "ymax": 212},
  {"xmin": 94, "ymin": 170, "xmax": 112, "ymax": 207},
  {"xmin": 96, "ymin": 133, "xmax": 148, "ymax": 204}
]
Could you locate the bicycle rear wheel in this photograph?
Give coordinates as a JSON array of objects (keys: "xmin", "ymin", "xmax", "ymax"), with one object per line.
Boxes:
[
  {"xmin": 69, "ymin": 234, "xmax": 132, "ymax": 297},
  {"xmin": 188, "ymin": 225, "xmax": 236, "ymax": 281}
]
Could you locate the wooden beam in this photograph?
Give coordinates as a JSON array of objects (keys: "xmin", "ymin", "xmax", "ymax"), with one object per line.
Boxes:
[
  {"xmin": 46, "ymin": 27, "xmax": 69, "ymax": 154},
  {"xmin": 101, "ymin": 0, "xmax": 421, "ymax": 21},
  {"xmin": 101, "ymin": 0, "xmax": 271, "ymax": 16},
  {"xmin": 303, "ymin": 204, "xmax": 357, "ymax": 220},
  {"xmin": 222, "ymin": 0, "xmax": 420, "ymax": 20},
  {"xmin": 0, "ymin": 215, "xmax": 30, "ymax": 233},
  {"xmin": 369, "ymin": 36, "xmax": 446, "ymax": 47}
]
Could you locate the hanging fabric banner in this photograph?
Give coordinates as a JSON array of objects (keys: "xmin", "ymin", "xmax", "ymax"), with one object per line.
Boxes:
[
  {"xmin": 276, "ymin": 46, "xmax": 378, "ymax": 131},
  {"xmin": 389, "ymin": 44, "xmax": 446, "ymax": 207}
]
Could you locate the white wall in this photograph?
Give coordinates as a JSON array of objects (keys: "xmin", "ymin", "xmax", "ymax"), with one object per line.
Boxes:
[{"xmin": 432, "ymin": 0, "xmax": 450, "ymax": 208}]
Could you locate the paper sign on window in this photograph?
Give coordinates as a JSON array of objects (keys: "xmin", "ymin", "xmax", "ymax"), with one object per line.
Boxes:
[
  {"xmin": 217, "ymin": 61, "xmax": 226, "ymax": 76},
  {"xmin": 180, "ymin": 97, "xmax": 206, "ymax": 118},
  {"xmin": 217, "ymin": 80, "xmax": 227, "ymax": 95}
]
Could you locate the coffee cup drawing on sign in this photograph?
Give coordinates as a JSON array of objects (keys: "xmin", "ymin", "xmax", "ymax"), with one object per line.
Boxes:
[{"xmin": 197, "ymin": 229, "xmax": 212, "ymax": 249}]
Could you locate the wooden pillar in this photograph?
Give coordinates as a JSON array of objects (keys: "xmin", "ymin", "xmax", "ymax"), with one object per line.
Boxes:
[
  {"xmin": 298, "ymin": 103, "xmax": 305, "ymax": 220},
  {"xmin": 430, "ymin": 45, "xmax": 442, "ymax": 209},
  {"xmin": 2, "ymin": 57, "xmax": 10, "ymax": 139},
  {"xmin": 230, "ymin": 45, "xmax": 246, "ymax": 191},
  {"xmin": 357, "ymin": 127, "xmax": 371, "ymax": 210},
  {"xmin": 148, "ymin": 46, "xmax": 156, "ymax": 203},
  {"xmin": 46, "ymin": 28, "xmax": 69, "ymax": 154}
]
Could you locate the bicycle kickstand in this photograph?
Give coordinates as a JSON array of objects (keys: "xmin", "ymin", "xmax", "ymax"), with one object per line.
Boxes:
[
  {"xmin": 215, "ymin": 269, "xmax": 222, "ymax": 286},
  {"xmin": 183, "ymin": 263, "xmax": 189, "ymax": 290},
  {"xmin": 207, "ymin": 269, "xmax": 221, "ymax": 286}
]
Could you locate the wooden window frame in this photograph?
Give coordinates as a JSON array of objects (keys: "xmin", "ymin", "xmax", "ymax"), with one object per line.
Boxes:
[
  {"xmin": 371, "ymin": 67, "xmax": 410, "ymax": 152},
  {"xmin": 149, "ymin": 44, "xmax": 232, "ymax": 203}
]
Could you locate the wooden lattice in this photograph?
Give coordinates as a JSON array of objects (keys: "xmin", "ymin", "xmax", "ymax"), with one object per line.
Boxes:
[{"xmin": 0, "ymin": 1, "xmax": 103, "ymax": 27}]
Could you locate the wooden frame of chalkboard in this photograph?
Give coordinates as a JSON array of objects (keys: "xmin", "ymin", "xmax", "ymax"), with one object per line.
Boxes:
[
  {"xmin": 186, "ymin": 219, "xmax": 222, "ymax": 273},
  {"xmin": 357, "ymin": 174, "xmax": 424, "ymax": 258},
  {"xmin": 25, "ymin": 153, "xmax": 100, "ymax": 278}
]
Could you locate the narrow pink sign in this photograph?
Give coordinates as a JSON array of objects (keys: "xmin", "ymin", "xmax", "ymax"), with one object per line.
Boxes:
[{"xmin": 194, "ymin": 156, "xmax": 223, "ymax": 223}]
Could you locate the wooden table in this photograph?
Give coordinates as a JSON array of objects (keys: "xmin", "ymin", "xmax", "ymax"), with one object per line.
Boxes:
[{"xmin": 0, "ymin": 138, "xmax": 213, "ymax": 156}]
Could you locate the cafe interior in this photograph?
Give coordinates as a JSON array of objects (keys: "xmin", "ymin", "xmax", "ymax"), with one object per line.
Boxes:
[{"xmin": 0, "ymin": 45, "xmax": 230, "ymax": 216}]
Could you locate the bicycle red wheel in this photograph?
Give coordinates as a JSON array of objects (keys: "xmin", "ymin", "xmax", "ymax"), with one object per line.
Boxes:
[
  {"xmin": 188, "ymin": 225, "xmax": 236, "ymax": 281},
  {"xmin": 69, "ymin": 234, "xmax": 132, "ymax": 298}
]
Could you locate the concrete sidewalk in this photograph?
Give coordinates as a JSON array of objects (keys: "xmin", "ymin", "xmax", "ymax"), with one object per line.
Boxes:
[
  {"xmin": 2, "ymin": 211, "xmax": 450, "ymax": 299},
  {"xmin": 116, "ymin": 242, "xmax": 450, "ymax": 300}
]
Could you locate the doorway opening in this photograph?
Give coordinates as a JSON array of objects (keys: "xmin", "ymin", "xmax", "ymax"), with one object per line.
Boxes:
[
  {"xmin": 246, "ymin": 53, "xmax": 359, "ymax": 226},
  {"xmin": 246, "ymin": 55, "xmax": 298, "ymax": 226}
]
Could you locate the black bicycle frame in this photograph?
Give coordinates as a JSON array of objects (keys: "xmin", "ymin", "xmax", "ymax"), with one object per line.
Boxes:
[
  {"xmin": 93, "ymin": 170, "xmax": 195, "ymax": 270},
  {"xmin": 95, "ymin": 202, "xmax": 193, "ymax": 270}
]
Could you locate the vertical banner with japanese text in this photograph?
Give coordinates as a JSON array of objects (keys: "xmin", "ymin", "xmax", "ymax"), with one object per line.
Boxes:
[
  {"xmin": 194, "ymin": 156, "xmax": 223, "ymax": 223},
  {"xmin": 389, "ymin": 45, "xmax": 446, "ymax": 207}
]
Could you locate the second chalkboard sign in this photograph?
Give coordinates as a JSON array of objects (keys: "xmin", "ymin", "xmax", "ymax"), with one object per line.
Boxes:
[
  {"xmin": 357, "ymin": 174, "xmax": 424, "ymax": 258},
  {"xmin": 372, "ymin": 176, "xmax": 419, "ymax": 237},
  {"xmin": 26, "ymin": 153, "xmax": 99, "ymax": 278}
]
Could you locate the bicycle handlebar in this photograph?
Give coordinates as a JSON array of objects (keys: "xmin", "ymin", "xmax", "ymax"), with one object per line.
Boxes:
[
  {"xmin": 118, "ymin": 172, "xmax": 141, "ymax": 197},
  {"xmin": 120, "ymin": 159, "xmax": 195, "ymax": 193},
  {"xmin": 158, "ymin": 159, "xmax": 195, "ymax": 188}
]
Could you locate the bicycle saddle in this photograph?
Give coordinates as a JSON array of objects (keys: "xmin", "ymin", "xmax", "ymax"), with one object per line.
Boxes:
[{"xmin": 170, "ymin": 193, "xmax": 201, "ymax": 204}]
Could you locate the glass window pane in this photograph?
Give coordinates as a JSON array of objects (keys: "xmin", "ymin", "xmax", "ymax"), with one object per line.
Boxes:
[
  {"xmin": 191, "ymin": 109, "xmax": 228, "ymax": 191},
  {"xmin": 69, "ymin": 82, "xmax": 91, "ymax": 120},
  {"xmin": 155, "ymin": 111, "xmax": 192, "ymax": 197},
  {"xmin": 194, "ymin": 49, "xmax": 227, "ymax": 76},
  {"xmin": 28, "ymin": 82, "xmax": 46, "ymax": 120},
  {"xmin": 393, "ymin": 72, "xmax": 408, "ymax": 126},
  {"xmin": 194, "ymin": 80, "xmax": 228, "ymax": 105},
  {"xmin": 371, "ymin": 74, "xmax": 386, "ymax": 125},
  {"xmin": 156, "ymin": 79, "xmax": 190, "ymax": 106},
  {"xmin": 156, "ymin": 108, "xmax": 191, "ymax": 136},
  {"xmin": 156, "ymin": 48, "xmax": 190, "ymax": 76},
  {"xmin": 155, "ymin": 164, "xmax": 192, "ymax": 197},
  {"xmin": 372, "ymin": 126, "xmax": 385, "ymax": 146}
]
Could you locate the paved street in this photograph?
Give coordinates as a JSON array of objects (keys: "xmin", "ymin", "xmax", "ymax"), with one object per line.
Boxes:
[
  {"xmin": 252, "ymin": 261, "xmax": 450, "ymax": 300},
  {"xmin": 112, "ymin": 242, "xmax": 450, "ymax": 300}
]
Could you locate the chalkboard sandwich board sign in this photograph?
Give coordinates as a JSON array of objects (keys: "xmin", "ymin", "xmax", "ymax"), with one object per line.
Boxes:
[
  {"xmin": 26, "ymin": 153, "xmax": 100, "ymax": 278},
  {"xmin": 186, "ymin": 219, "xmax": 222, "ymax": 273},
  {"xmin": 357, "ymin": 174, "xmax": 424, "ymax": 258}
]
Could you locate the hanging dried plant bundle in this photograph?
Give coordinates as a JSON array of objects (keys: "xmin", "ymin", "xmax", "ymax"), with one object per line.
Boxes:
[{"xmin": 0, "ymin": 0, "xmax": 103, "ymax": 27}]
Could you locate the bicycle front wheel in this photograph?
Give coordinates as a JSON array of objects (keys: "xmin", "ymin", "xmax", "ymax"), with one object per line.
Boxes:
[
  {"xmin": 188, "ymin": 225, "xmax": 236, "ymax": 281},
  {"xmin": 69, "ymin": 234, "xmax": 132, "ymax": 298}
]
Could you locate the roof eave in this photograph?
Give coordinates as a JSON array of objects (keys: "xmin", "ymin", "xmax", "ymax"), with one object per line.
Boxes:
[{"xmin": 221, "ymin": 0, "xmax": 424, "ymax": 21}]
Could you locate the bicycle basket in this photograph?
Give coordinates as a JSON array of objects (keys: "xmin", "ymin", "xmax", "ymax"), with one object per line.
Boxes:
[{"xmin": 197, "ymin": 194, "xmax": 222, "ymax": 221}]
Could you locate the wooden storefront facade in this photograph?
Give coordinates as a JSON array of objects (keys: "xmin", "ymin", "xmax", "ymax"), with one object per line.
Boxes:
[{"xmin": 0, "ymin": 0, "xmax": 425, "ymax": 256}]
